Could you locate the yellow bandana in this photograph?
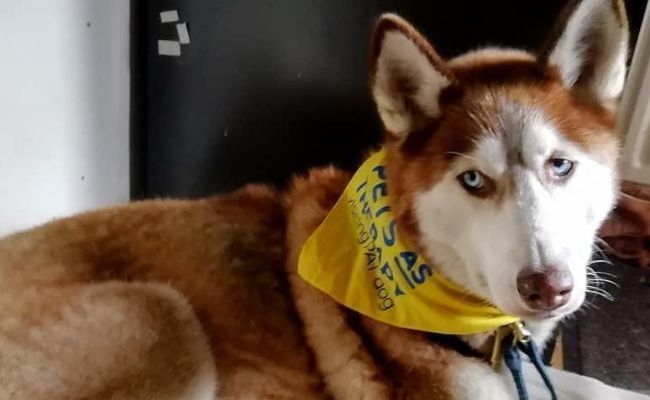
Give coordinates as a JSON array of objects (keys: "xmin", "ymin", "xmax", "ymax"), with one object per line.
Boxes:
[{"xmin": 298, "ymin": 148, "xmax": 519, "ymax": 335}]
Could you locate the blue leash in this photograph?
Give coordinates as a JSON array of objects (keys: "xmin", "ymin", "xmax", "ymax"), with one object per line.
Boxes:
[{"xmin": 502, "ymin": 334, "xmax": 558, "ymax": 400}]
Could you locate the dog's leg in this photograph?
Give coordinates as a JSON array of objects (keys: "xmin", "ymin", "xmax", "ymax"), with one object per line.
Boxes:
[
  {"xmin": 448, "ymin": 358, "xmax": 516, "ymax": 400},
  {"xmin": 286, "ymin": 168, "xmax": 393, "ymax": 400},
  {"xmin": 0, "ymin": 187, "xmax": 326, "ymax": 399},
  {"xmin": 522, "ymin": 362, "xmax": 650, "ymax": 400},
  {"xmin": 359, "ymin": 318, "xmax": 516, "ymax": 400},
  {"xmin": 0, "ymin": 281, "xmax": 216, "ymax": 400}
]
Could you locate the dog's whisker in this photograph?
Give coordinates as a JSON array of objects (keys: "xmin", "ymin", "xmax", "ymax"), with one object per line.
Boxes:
[
  {"xmin": 586, "ymin": 288, "xmax": 615, "ymax": 301},
  {"xmin": 587, "ymin": 278, "xmax": 620, "ymax": 288},
  {"xmin": 585, "ymin": 264, "xmax": 620, "ymax": 290},
  {"xmin": 579, "ymin": 299, "xmax": 600, "ymax": 313},
  {"xmin": 591, "ymin": 244, "xmax": 609, "ymax": 259},
  {"xmin": 587, "ymin": 267, "xmax": 618, "ymax": 277},
  {"xmin": 588, "ymin": 259, "xmax": 614, "ymax": 267},
  {"xmin": 594, "ymin": 236, "xmax": 616, "ymax": 253},
  {"xmin": 586, "ymin": 284, "xmax": 612, "ymax": 292}
]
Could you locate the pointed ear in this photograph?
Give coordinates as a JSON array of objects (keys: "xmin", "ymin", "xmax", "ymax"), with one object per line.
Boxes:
[
  {"xmin": 369, "ymin": 14, "xmax": 455, "ymax": 138},
  {"xmin": 540, "ymin": 0, "xmax": 629, "ymax": 104}
]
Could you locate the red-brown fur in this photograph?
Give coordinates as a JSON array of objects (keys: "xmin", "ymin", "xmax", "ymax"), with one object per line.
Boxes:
[
  {"xmin": 0, "ymin": 186, "xmax": 329, "ymax": 399},
  {"xmin": 0, "ymin": 1, "xmax": 631, "ymax": 399},
  {"xmin": 0, "ymin": 168, "xmax": 475, "ymax": 399}
]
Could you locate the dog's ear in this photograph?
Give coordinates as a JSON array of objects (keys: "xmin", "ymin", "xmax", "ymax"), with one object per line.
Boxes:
[
  {"xmin": 369, "ymin": 14, "xmax": 454, "ymax": 139},
  {"xmin": 539, "ymin": 0, "xmax": 629, "ymax": 105}
]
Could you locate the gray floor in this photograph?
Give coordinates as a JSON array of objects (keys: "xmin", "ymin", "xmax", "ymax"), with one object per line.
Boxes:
[{"xmin": 562, "ymin": 259, "xmax": 650, "ymax": 394}]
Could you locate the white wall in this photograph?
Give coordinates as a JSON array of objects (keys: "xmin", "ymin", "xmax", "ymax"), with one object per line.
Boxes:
[{"xmin": 0, "ymin": 1, "xmax": 131, "ymax": 236}]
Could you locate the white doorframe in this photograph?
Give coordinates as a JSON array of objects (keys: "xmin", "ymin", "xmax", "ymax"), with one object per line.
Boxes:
[{"xmin": 618, "ymin": 2, "xmax": 650, "ymax": 185}]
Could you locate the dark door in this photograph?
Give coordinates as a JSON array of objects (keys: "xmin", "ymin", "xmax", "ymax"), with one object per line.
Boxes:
[{"xmin": 132, "ymin": 0, "xmax": 647, "ymax": 198}]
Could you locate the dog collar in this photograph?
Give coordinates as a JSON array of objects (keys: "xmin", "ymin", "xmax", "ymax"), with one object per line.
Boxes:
[
  {"xmin": 297, "ymin": 147, "xmax": 558, "ymax": 399},
  {"xmin": 297, "ymin": 147, "xmax": 519, "ymax": 336}
]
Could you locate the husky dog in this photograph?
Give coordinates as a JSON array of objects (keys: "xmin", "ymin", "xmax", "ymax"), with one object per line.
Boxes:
[{"xmin": 0, "ymin": 0, "xmax": 643, "ymax": 399}]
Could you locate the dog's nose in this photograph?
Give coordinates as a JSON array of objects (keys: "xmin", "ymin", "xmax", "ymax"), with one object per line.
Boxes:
[{"xmin": 516, "ymin": 268, "xmax": 573, "ymax": 311}]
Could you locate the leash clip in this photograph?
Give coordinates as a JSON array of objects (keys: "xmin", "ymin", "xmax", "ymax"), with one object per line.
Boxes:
[
  {"xmin": 490, "ymin": 321, "xmax": 531, "ymax": 368},
  {"xmin": 500, "ymin": 322, "xmax": 558, "ymax": 400},
  {"xmin": 511, "ymin": 321, "xmax": 531, "ymax": 344}
]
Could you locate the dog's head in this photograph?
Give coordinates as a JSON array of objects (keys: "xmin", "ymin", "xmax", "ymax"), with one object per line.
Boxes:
[{"xmin": 370, "ymin": 0, "xmax": 629, "ymax": 321}]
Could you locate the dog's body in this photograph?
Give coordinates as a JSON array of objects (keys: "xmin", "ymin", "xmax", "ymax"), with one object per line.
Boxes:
[{"xmin": 1, "ymin": 1, "xmax": 645, "ymax": 399}]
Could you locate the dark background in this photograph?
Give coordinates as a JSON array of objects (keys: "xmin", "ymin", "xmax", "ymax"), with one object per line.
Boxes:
[{"xmin": 131, "ymin": 0, "xmax": 648, "ymax": 200}]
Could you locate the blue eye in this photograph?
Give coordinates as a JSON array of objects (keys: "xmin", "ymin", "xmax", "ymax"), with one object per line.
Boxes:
[
  {"xmin": 549, "ymin": 158, "xmax": 574, "ymax": 178},
  {"xmin": 459, "ymin": 170, "xmax": 485, "ymax": 191}
]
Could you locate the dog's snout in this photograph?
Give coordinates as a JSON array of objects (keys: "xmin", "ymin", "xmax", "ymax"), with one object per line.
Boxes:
[{"xmin": 516, "ymin": 267, "xmax": 573, "ymax": 311}]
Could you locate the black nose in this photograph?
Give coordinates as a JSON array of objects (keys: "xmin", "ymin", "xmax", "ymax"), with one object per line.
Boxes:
[{"xmin": 516, "ymin": 267, "xmax": 573, "ymax": 311}]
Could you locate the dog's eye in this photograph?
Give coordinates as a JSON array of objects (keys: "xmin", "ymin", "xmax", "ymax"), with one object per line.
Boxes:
[
  {"xmin": 549, "ymin": 158, "xmax": 574, "ymax": 178},
  {"xmin": 458, "ymin": 170, "xmax": 485, "ymax": 191}
]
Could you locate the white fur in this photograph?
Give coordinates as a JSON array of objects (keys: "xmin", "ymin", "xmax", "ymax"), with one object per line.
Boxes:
[
  {"xmin": 448, "ymin": 356, "xmax": 516, "ymax": 400},
  {"xmin": 413, "ymin": 102, "xmax": 617, "ymax": 338},
  {"xmin": 383, "ymin": 1, "xmax": 628, "ymax": 347},
  {"xmin": 181, "ymin": 364, "xmax": 217, "ymax": 400},
  {"xmin": 368, "ymin": 7, "xmax": 630, "ymax": 400},
  {"xmin": 524, "ymin": 361, "xmax": 650, "ymax": 400},
  {"xmin": 548, "ymin": 0, "xmax": 628, "ymax": 100},
  {"xmin": 373, "ymin": 31, "xmax": 450, "ymax": 136},
  {"xmin": 155, "ymin": 283, "xmax": 218, "ymax": 400},
  {"xmin": 454, "ymin": 355, "xmax": 650, "ymax": 400}
]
